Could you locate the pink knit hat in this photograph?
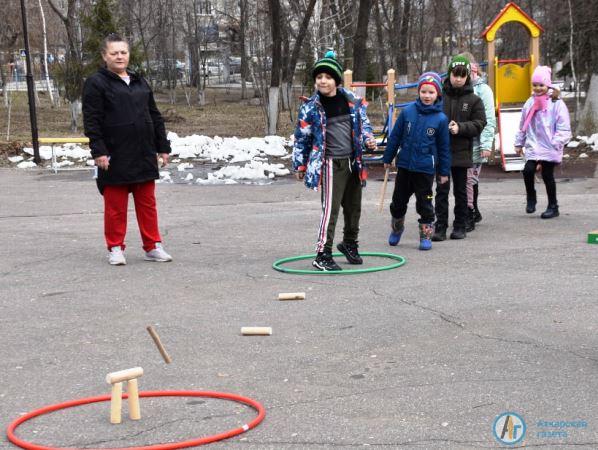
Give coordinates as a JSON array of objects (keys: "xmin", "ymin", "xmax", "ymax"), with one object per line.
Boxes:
[{"xmin": 531, "ymin": 65, "xmax": 553, "ymax": 88}]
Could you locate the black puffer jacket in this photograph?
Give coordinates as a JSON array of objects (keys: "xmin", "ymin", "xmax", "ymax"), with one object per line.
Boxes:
[
  {"xmin": 82, "ymin": 68, "xmax": 171, "ymax": 193},
  {"xmin": 442, "ymin": 78, "xmax": 486, "ymax": 167}
]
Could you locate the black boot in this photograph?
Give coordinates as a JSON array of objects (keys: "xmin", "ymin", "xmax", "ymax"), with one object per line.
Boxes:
[
  {"xmin": 450, "ymin": 227, "xmax": 467, "ymax": 239},
  {"xmin": 466, "ymin": 208, "xmax": 476, "ymax": 232},
  {"xmin": 541, "ymin": 204, "xmax": 559, "ymax": 219},
  {"xmin": 473, "ymin": 184, "xmax": 482, "ymax": 223},
  {"xmin": 526, "ymin": 197, "xmax": 537, "ymax": 214},
  {"xmin": 432, "ymin": 223, "xmax": 447, "ymax": 241}
]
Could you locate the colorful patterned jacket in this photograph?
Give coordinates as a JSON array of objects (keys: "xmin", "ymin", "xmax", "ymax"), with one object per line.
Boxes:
[{"xmin": 292, "ymin": 87, "xmax": 374, "ymax": 190}]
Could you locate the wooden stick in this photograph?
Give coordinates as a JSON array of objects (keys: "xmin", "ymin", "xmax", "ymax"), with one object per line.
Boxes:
[
  {"xmin": 146, "ymin": 326, "xmax": 172, "ymax": 364},
  {"xmin": 127, "ymin": 378, "xmax": 141, "ymax": 420},
  {"xmin": 241, "ymin": 326, "xmax": 272, "ymax": 336},
  {"xmin": 110, "ymin": 382, "xmax": 122, "ymax": 424},
  {"xmin": 378, "ymin": 167, "xmax": 390, "ymax": 213},
  {"xmin": 106, "ymin": 367, "xmax": 144, "ymax": 385},
  {"xmin": 278, "ymin": 292, "xmax": 306, "ymax": 300}
]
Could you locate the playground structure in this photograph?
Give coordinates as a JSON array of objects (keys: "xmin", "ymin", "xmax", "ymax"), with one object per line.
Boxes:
[
  {"xmin": 343, "ymin": 2, "xmax": 543, "ymax": 173},
  {"xmin": 482, "ymin": 1, "xmax": 544, "ymax": 171}
]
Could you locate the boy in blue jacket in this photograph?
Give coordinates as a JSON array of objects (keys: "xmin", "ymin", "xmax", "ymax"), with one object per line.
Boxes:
[{"xmin": 383, "ymin": 72, "xmax": 451, "ymax": 250}]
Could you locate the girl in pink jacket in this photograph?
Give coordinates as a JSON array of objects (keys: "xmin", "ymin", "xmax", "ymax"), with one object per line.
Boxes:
[{"xmin": 515, "ymin": 66, "xmax": 571, "ymax": 218}]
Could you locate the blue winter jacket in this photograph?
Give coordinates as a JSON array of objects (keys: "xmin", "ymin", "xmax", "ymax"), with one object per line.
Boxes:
[
  {"xmin": 292, "ymin": 88, "xmax": 374, "ymax": 190},
  {"xmin": 382, "ymin": 99, "xmax": 451, "ymax": 176}
]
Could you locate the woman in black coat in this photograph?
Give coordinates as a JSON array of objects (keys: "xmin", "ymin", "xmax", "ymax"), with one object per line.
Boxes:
[{"xmin": 83, "ymin": 33, "xmax": 172, "ymax": 265}]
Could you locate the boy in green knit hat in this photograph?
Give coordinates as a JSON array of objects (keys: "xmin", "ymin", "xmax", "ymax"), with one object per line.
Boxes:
[
  {"xmin": 432, "ymin": 54, "xmax": 486, "ymax": 241},
  {"xmin": 292, "ymin": 50, "xmax": 376, "ymax": 271}
]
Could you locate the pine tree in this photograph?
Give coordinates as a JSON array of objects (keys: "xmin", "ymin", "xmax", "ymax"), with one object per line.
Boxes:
[{"xmin": 82, "ymin": 0, "xmax": 144, "ymax": 75}]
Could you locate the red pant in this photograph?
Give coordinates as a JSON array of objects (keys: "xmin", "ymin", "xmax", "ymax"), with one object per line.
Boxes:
[{"xmin": 103, "ymin": 181, "xmax": 162, "ymax": 252}]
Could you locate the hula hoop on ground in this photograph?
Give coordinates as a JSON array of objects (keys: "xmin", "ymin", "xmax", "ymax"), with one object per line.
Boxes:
[
  {"xmin": 6, "ymin": 390, "xmax": 265, "ymax": 450},
  {"xmin": 272, "ymin": 252, "xmax": 406, "ymax": 275}
]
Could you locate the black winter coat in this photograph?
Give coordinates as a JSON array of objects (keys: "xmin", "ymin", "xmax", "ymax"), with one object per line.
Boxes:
[
  {"xmin": 442, "ymin": 78, "xmax": 486, "ymax": 167},
  {"xmin": 82, "ymin": 68, "xmax": 171, "ymax": 193}
]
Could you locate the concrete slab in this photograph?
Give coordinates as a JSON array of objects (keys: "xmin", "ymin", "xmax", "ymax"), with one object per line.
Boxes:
[{"xmin": 1, "ymin": 168, "xmax": 597, "ymax": 449}]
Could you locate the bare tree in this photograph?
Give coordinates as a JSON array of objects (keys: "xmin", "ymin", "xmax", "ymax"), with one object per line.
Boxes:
[
  {"xmin": 267, "ymin": 0, "xmax": 282, "ymax": 135},
  {"xmin": 352, "ymin": 0, "xmax": 372, "ymax": 81},
  {"xmin": 281, "ymin": 0, "xmax": 317, "ymax": 112},
  {"xmin": 38, "ymin": 0, "xmax": 56, "ymax": 106},
  {"xmin": 48, "ymin": 0, "xmax": 85, "ymax": 131}
]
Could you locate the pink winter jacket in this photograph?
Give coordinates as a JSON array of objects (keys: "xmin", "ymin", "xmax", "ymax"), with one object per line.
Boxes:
[{"xmin": 514, "ymin": 97, "xmax": 571, "ymax": 163}]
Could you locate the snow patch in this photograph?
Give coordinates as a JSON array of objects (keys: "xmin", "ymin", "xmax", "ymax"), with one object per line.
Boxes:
[{"xmin": 17, "ymin": 161, "xmax": 37, "ymax": 169}]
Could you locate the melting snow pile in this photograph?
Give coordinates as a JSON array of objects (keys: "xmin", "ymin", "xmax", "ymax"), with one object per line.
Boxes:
[
  {"xmin": 568, "ymin": 133, "xmax": 598, "ymax": 152},
  {"xmin": 166, "ymin": 132, "xmax": 291, "ymax": 184},
  {"xmin": 13, "ymin": 134, "xmax": 293, "ymax": 184}
]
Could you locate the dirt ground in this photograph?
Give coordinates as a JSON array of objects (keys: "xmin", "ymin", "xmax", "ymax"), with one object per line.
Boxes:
[{"xmin": 1, "ymin": 86, "xmax": 596, "ymax": 178}]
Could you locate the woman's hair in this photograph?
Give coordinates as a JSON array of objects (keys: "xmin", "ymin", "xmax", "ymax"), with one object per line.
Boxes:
[
  {"xmin": 101, "ymin": 33, "xmax": 129, "ymax": 54},
  {"xmin": 451, "ymin": 64, "xmax": 469, "ymax": 78}
]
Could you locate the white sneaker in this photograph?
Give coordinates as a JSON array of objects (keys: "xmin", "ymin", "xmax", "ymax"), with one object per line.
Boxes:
[
  {"xmin": 108, "ymin": 246, "xmax": 126, "ymax": 265},
  {"xmin": 144, "ymin": 243, "xmax": 172, "ymax": 262}
]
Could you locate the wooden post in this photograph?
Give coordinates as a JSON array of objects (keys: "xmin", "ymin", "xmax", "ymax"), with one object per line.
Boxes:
[
  {"xmin": 530, "ymin": 36, "xmax": 540, "ymax": 71},
  {"xmin": 344, "ymin": 70, "xmax": 353, "ymax": 93},
  {"xmin": 386, "ymin": 69, "xmax": 396, "ymax": 127},
  {"xmin": 110, "ymin": 382, "xmax": 123, "ymax": 424},
  {"xmin": 487, "ymin": 42, "xmax": 496, "ymax": 107},
  {"xmin": 127, "ymin": 378, "xmax": 141, "ymax": 420}
]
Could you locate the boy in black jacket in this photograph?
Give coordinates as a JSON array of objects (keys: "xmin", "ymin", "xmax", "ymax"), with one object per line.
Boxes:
[{"xmin": 433, "ymin": 55, "xmax": 486, "ymax": 241}]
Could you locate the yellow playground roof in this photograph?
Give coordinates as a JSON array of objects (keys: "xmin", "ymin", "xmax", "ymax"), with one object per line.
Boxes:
[{"xmin": 481, "ymin": 1, "xmax": 543, "ymax": 42}]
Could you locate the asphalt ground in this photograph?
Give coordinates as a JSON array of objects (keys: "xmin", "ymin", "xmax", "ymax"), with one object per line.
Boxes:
[{"xmin": 1, "ymin": 167, "xmax": 598, "ymax": 449}]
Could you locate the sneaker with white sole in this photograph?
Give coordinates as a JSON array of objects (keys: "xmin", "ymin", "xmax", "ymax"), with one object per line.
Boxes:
[
  {"xmin": 108, "ymin": 246, "xmax": 126, "ymax": 265},
  {"xmin": 144, "ymin": 243, "xmax": 172, "ymax": 262}
]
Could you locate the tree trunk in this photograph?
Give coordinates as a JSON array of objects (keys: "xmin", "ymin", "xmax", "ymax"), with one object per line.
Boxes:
[
  {"xmin": 397, "ymin": 0, "xmax": 411, "ymax": 81},
  {"xmin": 352, "ymin": 0, "xmax": 372, "ymax": 82},
  {"xmin": 239, "ymin": 0, "xmax": 249, "ymax": 99},
  {"xmin": 70, "ymin": 99, "xmax": 81, "ymax": 132},
  {"xmin": 47, "ymin": 0, "xmax": 84, "ymax": 130},
  {"xmin": 267, "ymin": 0, "xmax": 282, "ymax": 135},
  {"xmin": 373, "ymin": 0, "xmax": 387, "ymax": 80},
  {"xmin": 38, "ymin": 0, "xmax": 55, "ymax": 107},
  {"xmin": 281, "ymin": 0, "xmax": 317, "ymax": 112}
]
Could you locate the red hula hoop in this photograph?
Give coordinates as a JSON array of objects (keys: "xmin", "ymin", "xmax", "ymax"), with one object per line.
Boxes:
[{"xmin": 6, "ymin": 390, "xmax": 266, "ymax": 450}]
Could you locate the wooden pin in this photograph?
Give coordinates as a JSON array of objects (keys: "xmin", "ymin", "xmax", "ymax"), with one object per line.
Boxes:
[
  {"xmin": 146, "ymin": 326, "xmax": 172, "ymax": 363},
  {"xmin": 241, "ymin": 326, "xmax": 272, "ymax": 336},
  {"xmin": 278, "ymin": 292, "xmax": 306, "ymax": 301},
  {"xmin": 127, "ymin": 378, "xmax": 141, "ymax": 420},
  {"xmin": 110, "ymin": 382, "xmax": 123, "ymax": 424}
]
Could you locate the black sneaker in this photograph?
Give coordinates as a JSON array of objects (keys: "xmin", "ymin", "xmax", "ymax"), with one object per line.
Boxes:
[
  {"xmin": 337, "ymin": 241, "xmax": 363, "ymax": 265},
  {"xmin": 312, "ymin": 252, "xmax": 342, "ymax": 271}
]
